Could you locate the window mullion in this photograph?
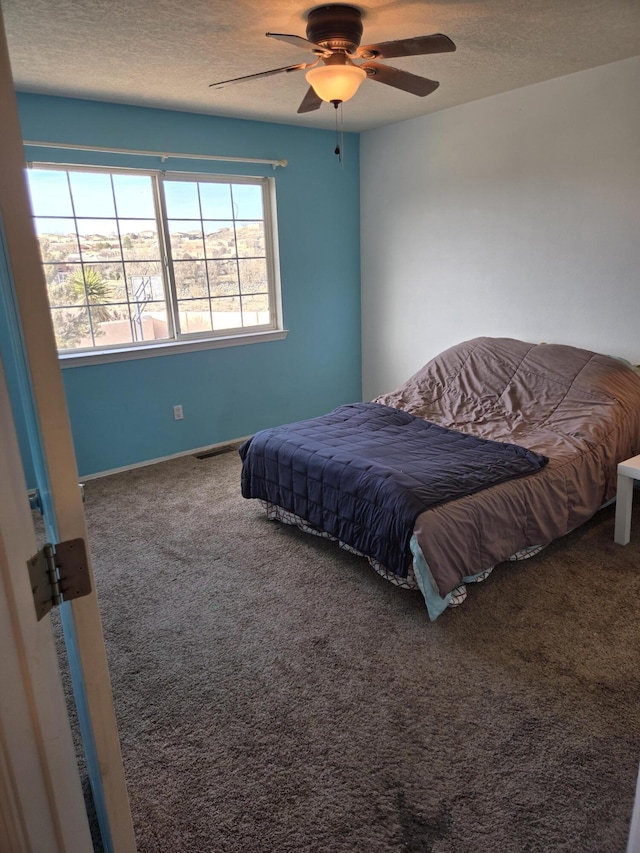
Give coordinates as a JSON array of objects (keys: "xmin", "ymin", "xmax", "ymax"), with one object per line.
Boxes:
[{"xmin": 154, "ymin": 173, "xmax": 181, "ymax": 339}]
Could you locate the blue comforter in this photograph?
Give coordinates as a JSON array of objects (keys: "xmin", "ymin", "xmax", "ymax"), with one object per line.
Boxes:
[{"xmin": 239, "ymin": 403, "xmax": 547, "ymax": 578}]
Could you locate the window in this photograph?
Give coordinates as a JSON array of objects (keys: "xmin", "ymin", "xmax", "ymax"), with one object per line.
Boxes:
[{"xmin": 26, "ymin": 166, "xmax": 282, "ymax": 358}]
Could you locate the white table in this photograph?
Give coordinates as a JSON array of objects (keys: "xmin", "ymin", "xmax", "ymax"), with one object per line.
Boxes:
[{"xmin": 614, "ymin": 454, "xmax": 640, "ymax": 545}]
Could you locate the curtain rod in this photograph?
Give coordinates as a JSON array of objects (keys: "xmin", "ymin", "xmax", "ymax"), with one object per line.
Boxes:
[{"xmin": 22, "ymin": 140, "xmax": 288, "ymax": 169}]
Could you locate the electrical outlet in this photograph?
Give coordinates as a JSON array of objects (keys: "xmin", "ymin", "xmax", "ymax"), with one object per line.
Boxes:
[{"xmin": 173, "ymin": 404, "xmax": 184, "ymax": 420}]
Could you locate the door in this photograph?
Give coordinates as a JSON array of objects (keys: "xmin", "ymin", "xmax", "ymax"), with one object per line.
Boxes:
[
  {"xmin": 0, "ymin": 352, "xmax": 93, "ymax": 852},
  {"xmin": 0, "ymin": 6, "xmax": 136, "ymax": 851}
]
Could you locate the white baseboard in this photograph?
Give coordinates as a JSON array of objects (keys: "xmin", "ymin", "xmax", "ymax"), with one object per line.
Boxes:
[{"xmin": 78, "ymin": 436, "xmax": 251, "ymax": 482}]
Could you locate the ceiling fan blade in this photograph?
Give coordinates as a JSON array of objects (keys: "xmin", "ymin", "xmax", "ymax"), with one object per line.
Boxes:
[
  {"xmin": 209, "ymin": 63, "xmax": 310, "ymax": 89},
  {"xmin": 361, "ymin": 62, "xmax": 439, "ymax": 97},
  {"xmin": 266, "ymin": 32, "xmax": 329, "ymax": 55},
  {"xmin": 356, "ymin": 34, "xmax": 456, "ymax": 60},
  {"xmin": 297, "ymin": 87, "xmax": 323, "ymax": 114}
]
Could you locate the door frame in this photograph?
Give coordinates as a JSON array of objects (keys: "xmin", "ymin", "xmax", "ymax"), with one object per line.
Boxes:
[{"xmin": 0, "ymin": 6, "xmax": 136, "ymax": 851}]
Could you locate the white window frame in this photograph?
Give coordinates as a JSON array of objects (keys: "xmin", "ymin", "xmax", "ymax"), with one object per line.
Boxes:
[{"xmin": 27, "ymin": 163, "xmax": 287, "ymax": 367}]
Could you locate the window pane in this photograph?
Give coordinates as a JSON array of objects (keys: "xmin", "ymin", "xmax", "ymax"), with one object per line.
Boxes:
[
  {"xmin": 135, "ymin": 302, "xmax": 169, "ymax": 342},
  {"xmin": 203, "ymin": 222, "xmax": 236, "ymax": 258},
  {"xmin": 125, "ymin": 263, "xmax": 165, "ymax": 301},
  {"xmin": 236, "ymin": 222, "xmax": 265, "ymax": 257},
  {"xmin": 33, "ymin": 219, "xmax": 80, "ymax": 263},
  {"xmin": 103, "ymin": 277, "xmax": 128, "ymax": 303},
  {"xmin": 164, "ymin": 182, "xmax": 201, "ymax": 218},
  {"xmin": 128, "ymin": 300, "xmax": 168, "ymax": 343},
  {"xmin": 238, "ymin": 258, "xmax": 268, "ymax": 294},
  {"xmin": 95, "ymin": 316, "xmax": 134, "ymax": 346},
  {"xmin": 51, "ymin": 306, "xmax": 93, "ymax": 350},
  {"xmin": 27, "ymin": 171, "xmax": 73, "ymax": 216},
  {"xmin": 76, "ymin": 219, "xmax": 120, "ymax": 262},
  {"xmin": 169, "ymin": 221, "xmax": 205, "ymax": 259},
  {"xmin": 199, "ymin": 183, "xmax": 233, "ymax": 219},
  {"xmin": 59, "ymin": 265, "xmax": 81, "ymax": 303},
  {"xmin": 242, "ymin": 293, "xmax": 269, "ymax": 316},
  {"xmin": 45, "ymin": 265, "xmax": 84, "ymax": 307},
  {"xmin": 173, "ymin": 260, "xmax": 209, "ymax": 299},
  {"xmin": 211, "ymin": 297, "xmax": 242, "ymax": 330},
  {"xmin": 113, "ymin": 174, "xmax": 156, "ymax": 218},
  {"xmin": 69, "ymin": 171, "xmax": 116, "ymax": 218},
  {"xmin": 178, "ymin": 299, "xmax": 213, "ymax": 334},
  {"xmin": 119, "ymin": 222, "xmax": 161, "ymax": 261},
  {"xmin": 89, "ymin": 303, "xmax": 134, "ymax": 347},
  {"xmin": 242, "ymin": 293, "xmax": 270, "ymax": 324},
  {"xmin": 231, "ymin": 184, "xmax": 263, "ymax": 219},
  {"xmin": 207, "ymin": 260, "xmax": 239, "ymax": 297}
]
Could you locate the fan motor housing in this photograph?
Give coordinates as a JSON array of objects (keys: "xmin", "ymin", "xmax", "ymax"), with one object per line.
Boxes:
[{"xmin": 306, "ymin": 5, "xmax": 363, "ymax": 53}]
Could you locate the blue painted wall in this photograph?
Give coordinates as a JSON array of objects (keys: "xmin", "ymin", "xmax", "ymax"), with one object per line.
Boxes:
[{"xmin": 12, "ymin": 94, "xmax": 361, "ymax": 479}]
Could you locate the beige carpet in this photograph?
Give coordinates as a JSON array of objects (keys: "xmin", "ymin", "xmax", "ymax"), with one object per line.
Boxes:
[{"xmin": 64, "ymin": 449, "xmax": 640, "ymax": 852}]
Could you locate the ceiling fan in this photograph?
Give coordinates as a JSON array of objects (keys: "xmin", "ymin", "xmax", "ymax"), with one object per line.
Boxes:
[{"xmin": 209, "ymin": 4, "xmax": 456, "ymax": 114}]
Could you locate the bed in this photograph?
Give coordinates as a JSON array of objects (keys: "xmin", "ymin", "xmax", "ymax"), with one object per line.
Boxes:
[{"xmin": 239, "ymin": 337, "xmax": 640, "ymax": 619}]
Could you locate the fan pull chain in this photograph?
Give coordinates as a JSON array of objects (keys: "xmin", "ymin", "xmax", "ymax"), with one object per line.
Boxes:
[
  {"xmin": 333, "ymin": 101, "xmax": 342, "ymax": 163},
  {"xmin": 332, "ymin": 102, "xmax": 345, "ymax": 167}
]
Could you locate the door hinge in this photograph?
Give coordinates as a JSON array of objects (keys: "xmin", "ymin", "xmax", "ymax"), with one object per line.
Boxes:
[{"xmin": 27, "ymin": 538, "xmax": 92, "ymax": 621}]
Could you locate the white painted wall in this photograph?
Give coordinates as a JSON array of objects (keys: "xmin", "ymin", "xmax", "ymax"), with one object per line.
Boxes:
[{"xmin": 360, "ymin": 56, "xmax": 640, "ymax": 399}]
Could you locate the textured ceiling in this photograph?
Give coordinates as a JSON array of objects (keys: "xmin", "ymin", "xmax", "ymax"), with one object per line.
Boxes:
[{"xmin": 3, "ymin": 0, "xmax": 640, "ymax": 132}]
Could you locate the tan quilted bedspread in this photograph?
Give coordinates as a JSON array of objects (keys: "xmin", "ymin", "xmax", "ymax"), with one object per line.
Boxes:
[{"xmin": 375, "ymin": 337, "xmax": 640, "ymax": 597}]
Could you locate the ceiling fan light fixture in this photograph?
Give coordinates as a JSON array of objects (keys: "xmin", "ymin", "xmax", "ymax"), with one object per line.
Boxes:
[{"xmin": 305, "ymin": 63, "xmax": 366, "ymax": 104}]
